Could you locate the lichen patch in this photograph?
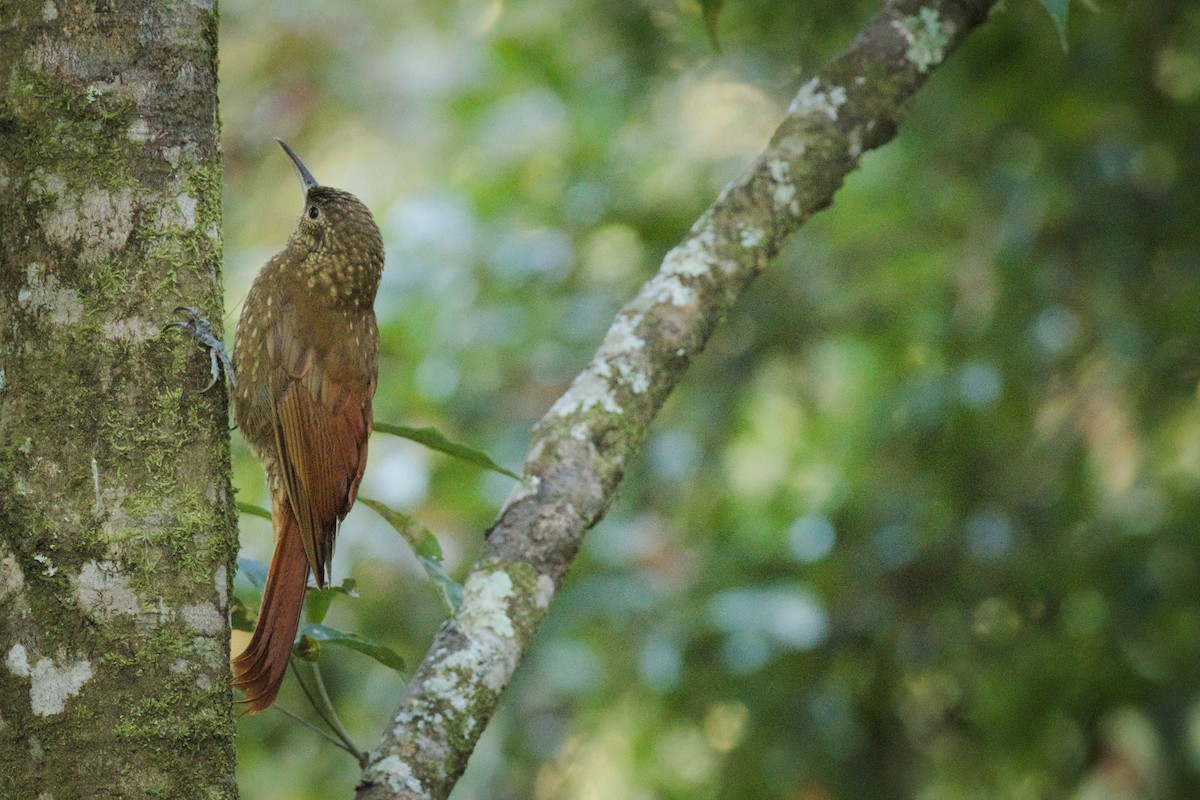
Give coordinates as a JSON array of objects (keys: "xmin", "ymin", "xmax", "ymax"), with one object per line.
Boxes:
[
  {"xmin": 662, "ymin": 227, "xmax": 717, "ymax": 277},
  {"xmin": 8, "ymin": 645, "xmax": 93, "ymax": 717},
  {"xmin": 71, "ymin": 560, "xmax": 142, "ymax": 618},
  {"xmin": 40, "ymin": 186, "xmax": 137, "ymax": 264},
  {"xmin": 1, "ymin": 553, "xmax": 27, "ymax": 605},
  {"xmin": 551, "ymin": 369, "xmax": 623, "ymax": 417},
  {"xmin": 364, "ymin": 755, "xmax": 423, "ymax": 795},
  {"xmin": 458, "ymin": 570, "xmax": 515, "ymax": 639},
  {"xmin": 29, "ymin": 655, "xmax": 93, "ymax": 717},
  {"xmin": 7, "ymin": 644, "xmax": 29, "ymax": 677},
  {"xmin": 18, "ymin": 263, "xmax": 83, "ymax": 325},
  {"xmin": 739, "ymin": 224, "xmax": 765, "ymax": 248},
  {"xmin": 788, "ymin": 78, "xmax": 848, "ymax": 121},
  {"xmin": 103, "ymin": 316, "xmax": 160, "ymax": 343},
  {"xmin": 894, "ymin": 7, "xmax": 949, "ymax": 73},
  {"xmin": 768, "ymin": 159, "xmax": 800, "ymax": 215},
  {"xmin": 181, "ymin": 602, "xmax": 223, "ymax": 636},
  {"xmin": 644, "ymin": 274, "xmax": 697, "ymax": 308},
  {"xmin": 534, "ymin": 574, "xmax": 555, "ymax": 609}
]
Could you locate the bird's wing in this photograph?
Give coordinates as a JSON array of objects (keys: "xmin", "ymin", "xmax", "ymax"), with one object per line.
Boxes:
[{"xmin": 267, "ymin": 298, "xmax": 376, "ymax": 585}]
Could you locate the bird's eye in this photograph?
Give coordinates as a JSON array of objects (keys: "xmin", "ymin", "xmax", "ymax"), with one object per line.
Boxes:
[{"xmin": 307, "ymin": 206, "xmax": 319, "ymax": 220}]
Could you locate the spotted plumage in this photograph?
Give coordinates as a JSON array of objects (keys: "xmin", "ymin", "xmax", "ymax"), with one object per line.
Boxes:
[{"xmin": 231, "ymin": 141, "xmax": 384, "ymax": 713}]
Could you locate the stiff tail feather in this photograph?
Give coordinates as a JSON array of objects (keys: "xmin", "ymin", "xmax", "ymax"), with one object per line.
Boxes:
[{"xmin": 232, "ymin": 500, "xmax": 309, "ymax": 713}]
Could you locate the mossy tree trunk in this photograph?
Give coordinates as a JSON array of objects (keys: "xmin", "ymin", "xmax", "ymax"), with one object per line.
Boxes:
[{"xmin": 0, "ymin": 1, "xmax": 236, "ymax": 798}]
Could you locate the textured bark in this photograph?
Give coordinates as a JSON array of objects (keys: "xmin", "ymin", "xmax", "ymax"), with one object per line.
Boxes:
[
  {"xmin": 356, "ymin": 1, "xmax": 998, "ymax": 798},
  {"xmin": 0, "ymin": 1, "xmax": 236, "ymax": 798}
]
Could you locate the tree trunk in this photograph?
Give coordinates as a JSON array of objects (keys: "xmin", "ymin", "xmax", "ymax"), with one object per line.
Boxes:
[{"xmin": 0, "ymin": 1, "xmax": 235, "ymax": 798}]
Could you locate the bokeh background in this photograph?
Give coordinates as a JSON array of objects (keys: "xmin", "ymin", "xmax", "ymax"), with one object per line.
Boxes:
[{"xmin": 218, "ymin": 1, "xmax": 1200, "ymax": 797}]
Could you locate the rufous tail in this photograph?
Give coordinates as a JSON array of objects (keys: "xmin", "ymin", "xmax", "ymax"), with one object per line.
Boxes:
[{"xmin": 232, "ymin": 500, "xmax": 309, "ymax": 713}]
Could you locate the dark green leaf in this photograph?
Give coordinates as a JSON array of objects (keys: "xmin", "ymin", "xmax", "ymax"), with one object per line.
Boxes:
[
  {"xmin": 1039, "ymin": 0, "xmax": 1069, "ymax": 50},
  {"xmin": 298, "ymin": 623, "xmax": 406, "ymax": 673},
  {"xmin": 373, "ymin": 422, "xmax": 521, "ymax": 480},
  {"xmin": 359, "ymin": 497, "xmax": 463, "ymax": 612},
  {"xmin": 699, "ymin": 0, "xmax": 723, "ymax": 51},
  {"xmin": 304, "ymin": 578, "xmax": 359, "ymax": 625},
  {"xmin": 236, "ymin": 501, "xmax": 273, "ymax": 521},
  {"xmin": 230, "ymin": 595, "xmax": 254, "ymax": 633}
]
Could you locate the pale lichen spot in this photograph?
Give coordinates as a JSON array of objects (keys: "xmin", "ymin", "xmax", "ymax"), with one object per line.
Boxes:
[
  {"xmin": 214, "ymin": 564, "xmax": 228, "ymax": 608},
  {"xmin": 535, "ymin": 574, "xmax": 555, "ymax": 610},
  {"xmin": 645, "ymin": 274, "xmax": 697, "ymax": 308},
  {"xmin": 787, "ymin": 78, "xmax": 848, "ymax": 121},
  {"xmin": 19, "ymin": 264, "xmax": 84, "ymax": 325},
  {"xmin": 365, "ymin": 755, "xmax": 423, "ymax": 795},
  {"xmin": 550, "ymin": 370, "xmax": 623, "ymax": 417},
  {"xmin": 739, "ymin": 224, "xmax": 765, "ymax": 248},
  {"xmin": 181, "ymin": 602, "xmax": 223, "ymax": 636},
  {"xmin": 72, "ymin": 560, "xmax": 141, "ymax": 618},
  {"xmin": 28, "ymin": 655, "xmax": 92, "ymax": 717},
  {"xmin": 848, "ymin": 126, "xmax": 865, "ymax": 159},
  {"xmin": 662, "ymin": 227, "xmax": 717, "ymax": 277},
  {"xmin": 0, "ymin": 554, "xmax": 30, "ymax": 626},
  {"xmin": 103, "ymin": 316, "xmax": 159, "ymax": 343},
  {"xmin": 616, "ymin": 360, "xmax": 649, "ymax": 394},
  {"xmin": 41, "ymin": 0, "xmax": 57, "ymax": 21},
  {"xmin": 459, "ymin": 570, "xmax": 515, "ymax": 639},
  {"xmin": 569, "ymin": 422, "xmax": 590, "ymax": 441},
  {"xmin": 599, "ymin": 314, "xmax": 645, "ymax": 358},
  {"xmin": 32, "ymin": 553, "xmax": 56, "ymax": 578},
  {"xmin": 7, "ymin": 644, "xmax": 29, "ymax": 677},
  {"xmin": 769, "ymin": 159, "xmax": 800, "ymax": 215},
  {"xmin": 894, "ymin": 7, "xmax": 949, "ymax": 73},
  {"xmin": 127, "ymin": 118, "xmax": 150, "ymax": 142},
  {"xmin": 177, "ymin": 192, "xmax": 198, "ymax": 228},
  {"xmin": 40, "ymin": 186, "xmax": 136, "ymax": 265},
  {"xmin": 10, "ymin": 645, "xmax": 92, "ymax": 716}
]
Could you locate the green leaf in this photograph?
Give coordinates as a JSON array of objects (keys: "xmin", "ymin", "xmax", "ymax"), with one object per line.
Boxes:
[
  {"xmin": 359, "ymin": 497, "xmax": 463, "ymax": 612},
  {"xmin": 237, "ymin": 556, "xmax": 269, "ymax": 591},
  {"xmin": 699, "ymin": 0, "xmax": 723, "ymax": 51},
  {"xmin": 373, "ymin": 422, "xmax": 521, "ymax": 480},
  {"xmin": 236, "ymin": 501, "xmax": 273, "ymax": 521},
  {"xmin": 298, "ymin": 623, "xmax": 406, "ymax": 673},
  {"xmin": 418, "ymin": 554, "xmax": 463, "ymax": 613},
  {"xmin": 1039, "ymin": 0, "xmax": 1069, "ymax": 50},
  {"xmin": 231, "ymin": 596, "xmax": 254, "ymax": 633},
  {"xmin": 304, "ymin": 578, "xmax": 359, "ymax": 625}
]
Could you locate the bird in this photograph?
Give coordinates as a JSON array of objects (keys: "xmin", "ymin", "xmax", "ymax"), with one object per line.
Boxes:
[{"xmin": 229, "ymin": 139, "xmax": 384, "ymax": 712}]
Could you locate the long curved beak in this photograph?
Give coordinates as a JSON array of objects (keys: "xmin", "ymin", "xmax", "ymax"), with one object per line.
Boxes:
[{"xmin": 276, "ymin": 138, "xmax": 319, "ymax": 191}]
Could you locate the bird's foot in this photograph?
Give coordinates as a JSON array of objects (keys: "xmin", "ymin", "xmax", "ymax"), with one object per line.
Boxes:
[{"xmin": 166, "ymin": 306, "xmax": 237, "ymax": 392}]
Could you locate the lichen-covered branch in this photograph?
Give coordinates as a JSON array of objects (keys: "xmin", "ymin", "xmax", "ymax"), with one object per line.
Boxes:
[
  {"xmin": 356, "ymin": 2, "xmax": 996, "ymax": 798},
  {"xmin": 0, "ymin": 1, "xmax": 236, "ymax": 797}
]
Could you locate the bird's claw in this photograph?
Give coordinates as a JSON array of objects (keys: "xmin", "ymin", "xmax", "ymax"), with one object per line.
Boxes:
[{"xmin": 166, "ymin": 306, "xmax": 237, "ymax": 392}]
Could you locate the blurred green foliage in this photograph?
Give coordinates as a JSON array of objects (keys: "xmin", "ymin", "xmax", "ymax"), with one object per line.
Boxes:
[{"xmin": 218, "ymin": 0, "xmax": 1200, "ymax": 798}]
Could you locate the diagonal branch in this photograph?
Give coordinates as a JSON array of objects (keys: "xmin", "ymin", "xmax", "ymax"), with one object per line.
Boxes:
[{"xmin": 356, "ymin": 1, "xmax": 997, "ymax": 797}]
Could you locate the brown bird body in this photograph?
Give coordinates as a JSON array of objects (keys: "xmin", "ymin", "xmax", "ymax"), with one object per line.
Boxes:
[{"xmin": 231, "ymin": 141, "xmax": 384, "ymax": 713}]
